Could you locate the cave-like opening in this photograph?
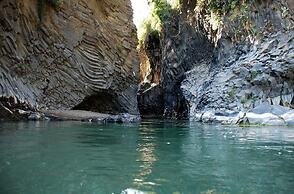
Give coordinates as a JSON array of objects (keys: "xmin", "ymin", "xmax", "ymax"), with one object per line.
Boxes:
[{"xmin": 72, "ymin": 91, "xmax": 123, "ymax": 115}]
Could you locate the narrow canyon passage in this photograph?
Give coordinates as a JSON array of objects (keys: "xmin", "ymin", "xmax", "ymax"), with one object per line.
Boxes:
[{"xmin": 0, "ymin": 1, "xmax": 293, "ymax": 194}]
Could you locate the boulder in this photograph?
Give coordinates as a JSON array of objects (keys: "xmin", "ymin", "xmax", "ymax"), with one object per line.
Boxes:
[
  {"xmin": 281, "ymin": 111, "xmax": 294, "ymax": 125},
  {"xmin": 28, "ymin": 112, "xmax": 45, "ymax": 121},
  {"xmin": 244, "ymin": 112, "xmax": 286, "ymax": 126},
  {"xmin": 249, "ymin": 103, "xmax": 291, "ymax": 116}
]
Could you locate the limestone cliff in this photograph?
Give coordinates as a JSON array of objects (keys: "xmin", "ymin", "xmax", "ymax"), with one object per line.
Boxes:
[{"xmin": 0, "ymin": 0, "xmax": 139, "ymax": 119}]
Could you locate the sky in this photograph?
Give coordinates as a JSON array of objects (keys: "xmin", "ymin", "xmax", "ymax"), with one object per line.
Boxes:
[{"xmin": 130, "ymin": 0, "xmax": 151, "ymax": 27}]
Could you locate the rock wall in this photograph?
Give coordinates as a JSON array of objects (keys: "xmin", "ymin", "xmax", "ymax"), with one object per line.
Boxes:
[
  {"xmin": 181, "ymin": 0, "xmax": 294, "ymax": 121},
  {"xmin": 137, "ymin": 31, "xmax": 165, "ymax": 117},
  {"xmin": 138, "ymin": 9, "xmax": 213, "ymax": 119},
  {"xmin": 139, "ymin": 0, "xmax": 294, "ymax": 121},
  {"xmin": 161, "ymin": 10, "xmax": 214, "ymax": 118},
  {"xmin": 0, "ymin": 0, "xmax": 139, "ymax": 118}
]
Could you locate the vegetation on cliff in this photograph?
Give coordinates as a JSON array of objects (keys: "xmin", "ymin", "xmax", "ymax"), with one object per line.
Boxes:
[
  {"xmin": 137, "ymin": 0, "xmax": 179, "ymax": 47},
  {"xmin": 137, "ymin": 0, "xmax": 267, "ymax": 46},
  {"xmin": 137, "ymin": 0, "xmax": 247, "ymax": 47},
  {"xmin": 195, "ymin": 0, "xmax": 252, "ymax": 42}
]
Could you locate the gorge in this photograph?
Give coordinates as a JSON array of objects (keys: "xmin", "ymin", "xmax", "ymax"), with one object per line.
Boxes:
[
  {"xmin": 0, "ymin": 0, "xmax": 294, "ymax": 125},
  {"xmin": 137, "ymin": 0, "xmax": 294, "ymax": 125},
  {"xmin": 0, "ymin": 1, "xmax": 294, "ymax": 194}
]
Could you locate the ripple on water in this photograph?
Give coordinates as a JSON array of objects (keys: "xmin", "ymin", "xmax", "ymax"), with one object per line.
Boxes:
[{"xmin": 0, "ymin": 121, "xmax": 293, "ymax": 194}]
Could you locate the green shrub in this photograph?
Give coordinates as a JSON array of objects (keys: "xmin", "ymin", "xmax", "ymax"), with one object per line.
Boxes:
[
  {"xmin": 148, "ymin": 0, "xmax": 173, "ymax": 22},
  {"xmin": 137, "ymin": 17, "xmax": 161, "ymax": 48},
  {"xmin": 240, "ymin": 94, "xmax": 257, "ymax": 105},
  {"xmin": 137, "ymin": 0, "xmax": 179, "ymax": 48},
  {"xmin": 228, "ymin": 88, "xmax": 236, "ymax": 99},
  {"xmin": 209, "ymin": 0, "xmax": 242, "ymax": 15},
  {"xmin": 250, "ymin": 70, "xmax": 258, "ymax": 79},
  {"xmin": 195, "ymin": 0, "xmax": 253, "ymax": 42}
]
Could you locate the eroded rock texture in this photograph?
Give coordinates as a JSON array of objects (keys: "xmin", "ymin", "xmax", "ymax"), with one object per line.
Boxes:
[
  {"xmin": 181, "ymin": 0, "xmax": 294, "ymax": 122},
  {"xmin": 0, "ymin": 0, "xmax": 139, "ymax": 118},
  {"xmin": 137, "ymin": 31, "xmax": 164, "ymax": 117},
  {"xmin": 161, "ymin": 11, "xmax": 214, "ymax": 118},
  {"xmin": 139, "ymin": 0, "xmax": 294, "ymax": 122},
  {"xmin": 138, "ymin": 10, "xmax": 214, "ymax": 118}
]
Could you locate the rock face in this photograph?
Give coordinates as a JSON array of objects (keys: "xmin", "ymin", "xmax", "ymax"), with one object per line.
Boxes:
[
  {"xmin": 161, "ymin": 11, "xmax": 214, "ymax": 118},
  {"xmin": 0, "ymin": 0, "xmax": 139, "ymax": 119},
  {"xmin": 181, "ymin": 0, "xmax": 294, "ymax": 123},
  {"xmin": 138, "ymin": 9, "xmax": 214, "ymax": 119},
  {"xmin": 137, "ymin": 31, "xmax": 164, "ymax": 118},
  {"xmin": 139, "ymin": 0, "xmax": 294, "ymax": 124}
]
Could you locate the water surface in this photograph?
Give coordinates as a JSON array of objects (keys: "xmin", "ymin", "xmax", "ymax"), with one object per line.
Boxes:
[{"xmin": 0, "ymin": 120, "xmax": 293, "ymax": 194}]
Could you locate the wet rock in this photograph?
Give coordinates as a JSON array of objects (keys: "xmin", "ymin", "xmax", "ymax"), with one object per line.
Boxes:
[
  {"xmin": 173, "ymin": 0, "xmax": 294, "ymax": 123},
  {"xmin": 0, "ymin": 102, "xmax": 13, "ymax": 119},
  {"xmin": 190, "ymin": 104, "xmax": 294, "ymax": 126},
  {"xmin": 243, "ymin": 112, "xmax": 286, "ymax": 126},
  {"xmin": 28, "ymin": 112, "xmax": 45, "ymax": 121},
  {"xmin": 184, "ymin": 30, "xmax": 294, "ymax": 122},
  {"xmin": 43, "ymin": 110, "xmax": 140, "ymax": 123},
  {"xmin": 281, "ymin": 111, "xmax": 294, "ymax": 125},
  {"xmin": 201, "ymin": 111, "xmax": 216, "ymax": 123},
  {"xmin": 249, "ymin": 103, "xmax": 291, "ymax": 116},
  {"xmin": 137, "ymin": 84, "xmax": 164, "ymax": 117}
]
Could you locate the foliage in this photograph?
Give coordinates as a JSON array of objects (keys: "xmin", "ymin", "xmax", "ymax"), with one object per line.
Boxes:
[
  {"xmin": 208, "ymin": 0, "xmax": 242, "ymax": 15},
  {"xmin": 137, "ymin": 0, "xmax": 254, "ymax": 47},
  {"xmin": 240, "ymin": 97, "xmax": 247, "ymax": 104},
  {"xmin": 137, "ymin": 16, "xmax": 162, "ymax": 48},
  {"xmin": 227, "ymin": 1, "xmax": 251, "ymax": 40},
  {"xmin": 240, "ymin": 94, "xmax": 257, "ymax": 105},
  {"xmin": 195, "ymin": 0, "xmax": 253, "ymax": 42},
  {"xmin": 137, "ymin": 0, "xmax": 179, "ymax": 48},
  {"xmin": 228, "ymin": 88, "xmax": 236, "ymax": 99},
  {"xmin": 196, "ymin": 0, "xmax": 246, "ymax": 16},
  {"xmin": 249, "ymin": 70, "xmax": 258, "ymax": 80},
  {"xmin": 148, "ymin": 0, "xmax": 173, "ymax": 22},
  {"xmin": 37, "ymin": 0, "xmax": 62, "ymax": 21}
]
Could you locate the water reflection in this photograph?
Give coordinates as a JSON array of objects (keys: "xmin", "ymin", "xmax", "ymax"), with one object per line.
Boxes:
[
  {"xmin": 0, "ymin": 121, "xmax": 293, "ymax": 194},
  {"xmin": 133, "ymin": 126, "xmax": 157, "ymax": 188}
]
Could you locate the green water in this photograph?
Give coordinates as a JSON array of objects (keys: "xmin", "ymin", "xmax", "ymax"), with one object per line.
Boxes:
[{"xmin": 0, "ymin": 121, "xmax": 293, "ymax": 194}]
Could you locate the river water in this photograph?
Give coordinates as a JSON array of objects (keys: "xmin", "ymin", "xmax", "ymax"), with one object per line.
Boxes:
[{"xmin": 0, "ymin": 120, "xmax": 293, "ymax": 194}]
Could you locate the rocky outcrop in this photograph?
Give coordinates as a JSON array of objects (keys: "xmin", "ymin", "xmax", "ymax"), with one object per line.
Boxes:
[
  {"xmin": 0, "ymin": 0, "xmax": 139, "ymax": 119},
  {"xmin": 138, "ymin": 8, "xmax": 214, "ymax": 119},
  {"xmin": 137, "ymin": 31, "xmax": 164, "ymax": 117},
  {"xmin": 194, "ymin": 103, "xmax": 294, "ymax": 126},
  {"xmin": 181, "ymin": 0, "xmax": 294, "ymax": 124},
  {"xmin": 42, "ymin": 110, "xmax": 140, "ymax": 123},
  {"xmin": 183, "ymin": 31, "xmax": 294, "ymax": 119},
  {"xmin": 139, "ymin": 0, "xmax": 294, "ymax": 124},
  {"xmin": 161, "ymin": 11, "xmax": 214, "ymax": 119}
]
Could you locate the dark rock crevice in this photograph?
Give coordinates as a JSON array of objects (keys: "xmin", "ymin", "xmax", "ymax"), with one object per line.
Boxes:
[
  {"xmin": 160, "ymin": 11, "xmax": 214, "ymax": 119},
  {"xmin": 0, "ymin": 96, "xmax": 34, "ymax": 120},
  {"xmin": 138, "ymin": 9, "xmax": 214, "ymax": 119},
  {"xmin": 72, "ymin": 91, "xmax": 124, "ymax": 115},
  {"xmin": 137, "ymin": 30, "xmax": 164, "ymax": 118},
  {"xmin": 145, "ymin": 31, "xmax": 162, "ymax": 84},
  {"xmin": 137, "ymin": 84, "xmax": 164, "ymax": 117}
]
